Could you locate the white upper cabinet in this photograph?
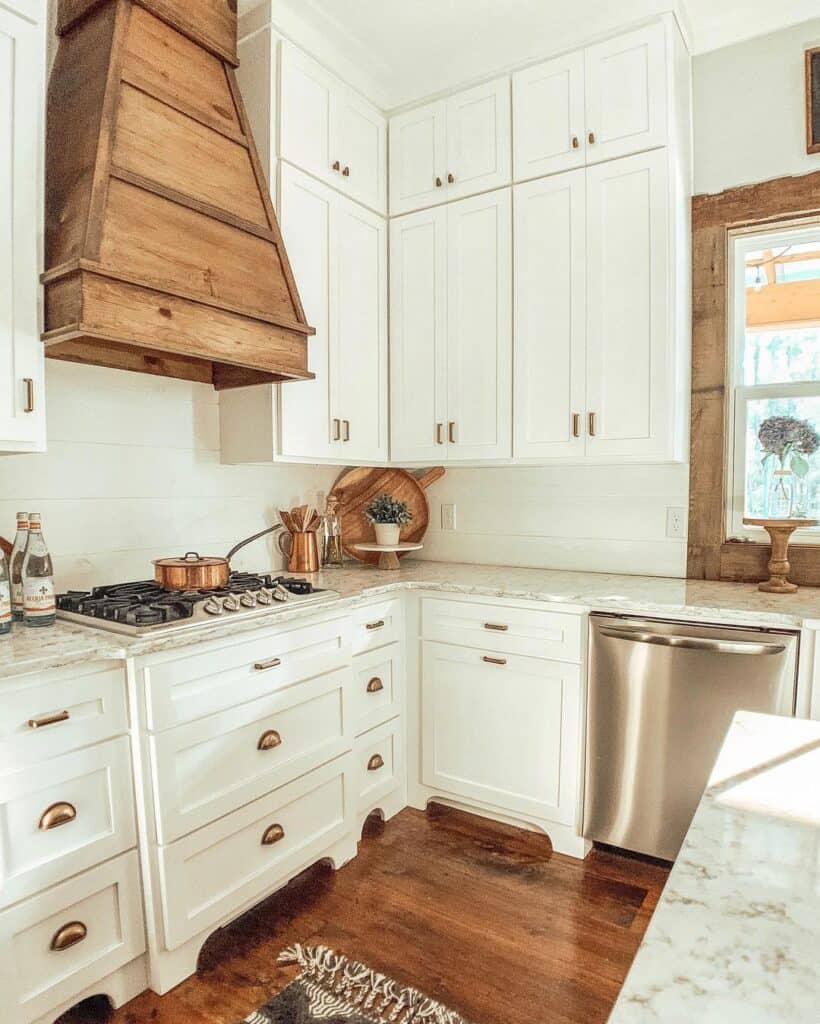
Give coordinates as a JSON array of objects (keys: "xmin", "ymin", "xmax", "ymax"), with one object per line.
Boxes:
[
  {"xmin": 389, "ymin": 207, "xmax": 448, "ymax": 464},
  {"xmin": 513, "ymin": 52, "xmax": 586, "ymax": 181},
  {"xmin": 389, "ymin": 101, "xmax": 448, "ymax": 217},
  {"xmin": 446, "ymin": 189, "xmax": 512, "ymax": 461},
  {"xmin": 584, "ymin": 22, "xmax": 667, "ymax": 165},
  {"xmin": 513, "ymin": 22, "xmax": 668, "ymax": 181},
  {"xmin": 514, "ymin": 171, "xmax": 586, "ymax": 460},
  {"xmin": 389, "ymin": 77, "xmax": 511, "ymax": 215},
  {"xmin": 390, "ymin": 189, "xmax": 512, "ymax": 463},
  {"xmin": 585, "ymin": 149, "xmax": 669, "ymax": 459},
  {"xmin": 280, "ymin": 43, "xmax": 387, "ymax": 215},
  {"xmin": 0, "ymin": 3, "xmax": 45, "ymax": 454}
]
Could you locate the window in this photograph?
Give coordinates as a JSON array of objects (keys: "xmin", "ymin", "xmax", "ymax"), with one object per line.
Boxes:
[{"xmin": 727, "ymin": 222, "xmax": 820, "ymax": 540}]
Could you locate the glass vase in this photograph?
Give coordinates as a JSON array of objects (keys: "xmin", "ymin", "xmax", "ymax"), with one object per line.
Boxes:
[{"xmin": 767, "ymin": 469, "xmax": 794, "ymax": 518}]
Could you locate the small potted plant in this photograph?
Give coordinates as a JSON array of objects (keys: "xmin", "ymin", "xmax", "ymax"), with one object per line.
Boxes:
[{"xmin": 364, "ymin": 493, "xmax": 413, "ymax": 546}]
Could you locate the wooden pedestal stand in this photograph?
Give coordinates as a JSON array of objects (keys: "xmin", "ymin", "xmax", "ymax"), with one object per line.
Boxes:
[
  {"xmin": 743, "ymin": 517, "xmax": 818, "ymax": 593},
  {"xmin": 353, "ymin": 543, "xmax": 423, "ymax": 570}
]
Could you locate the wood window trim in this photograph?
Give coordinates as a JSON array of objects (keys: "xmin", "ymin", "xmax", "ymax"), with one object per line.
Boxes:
[{"xmin": 688, "ymin": 169, "xmax": 820, "ymax": 586}]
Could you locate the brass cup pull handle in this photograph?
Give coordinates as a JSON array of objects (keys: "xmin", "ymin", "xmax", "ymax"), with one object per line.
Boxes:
[
  {"xmin": 482, "ymin": 655, "xmax": 507, "ymax": 666},
  {"xmin": 588, "ymin": 412, "xmax": 596, "ymax": 437},
  {"xmin": 23, "ymin": 377, "xmax": 35, "ymax": 413},
  {"xmin": 588, "ymin": 131, "xmax": 596, "ymax": 144},
  {"xmin": 366, "ymin": 620, "xmax": 385, "ymax": 631},
  {"xmin": 571, "ymin": 135, "xmax": 580, "ymax": 149},
  {"xmin": 254, "ymin": 657, "xmax": 281, "ymax": 671},
  {"xmin": 257, "ymin": 729, "xmax": 282, "ymax": 751},
  {"xmin": 448, "ymin": 421, "xmax": 456, "ymax": 444},
  {"xmin": 342, "ymin": 166, "xmax": 350, "ymax": 177},
  {"xmin": 51, "ymin": 921, "xmax": 87, "ymax": 952},
  {"xmin": 435, "ymin": 176, "xmax": 443, "ymax": 187},
  {"xmin": 261, "ymin": 823, "xmax": 285, "ymax": 846},
  {"xmin": 39, "ymin": 801, "xmax": 77, "ymax": 831},
  {"xmin": 332, "ymin": 160, "xmax": 341, "ymax": 171},
  {"xmin": 572, "ymin": 413, "xmax": 581, "ymax": 438},
  {"xmin": 28, "ymin": 710, "xmax": 70, "ymax": 729},
  {"xmin": 367, "ymin": 753, "xmax": 385, "ymax": 771},
  {"xmin": 447, "ymin": 173, "xmax": 455, "ymax": 184},
  {"xmin": 483, "ymin": 623, "xmax": 508, "ymax": 632},
  {"xmin": 367, "ymin": 676, "xmax": 384, "ymax": 693}
]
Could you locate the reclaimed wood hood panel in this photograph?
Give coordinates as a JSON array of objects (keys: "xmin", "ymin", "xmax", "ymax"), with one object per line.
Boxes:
[{"xmin": 43, "ymin": 0, "xmax": 315, "ymax": 390}]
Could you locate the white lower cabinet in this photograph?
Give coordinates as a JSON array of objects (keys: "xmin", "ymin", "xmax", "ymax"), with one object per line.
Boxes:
[
  {"xmin": 354, "ymin": 717, "xmax": 404, "ymax": 819},
  {"xmin": 422, "ymin": 642, "xmax": 581, "ymax": 827}
]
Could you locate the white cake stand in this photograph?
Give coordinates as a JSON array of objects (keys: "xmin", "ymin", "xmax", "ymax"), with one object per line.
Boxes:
[{"xmin": 353, "ymin": 542, "xmax": 422, "ymax": 570}]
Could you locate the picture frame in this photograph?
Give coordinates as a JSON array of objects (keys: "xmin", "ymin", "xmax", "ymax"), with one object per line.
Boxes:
[{"xmin": 807, "ymin": 46, "xmax": 820, "ymax": 155}]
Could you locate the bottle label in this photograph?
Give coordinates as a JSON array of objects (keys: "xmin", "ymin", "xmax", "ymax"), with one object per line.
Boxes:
[
  {"xmin": 0, "ymin": 582, "xmax": 10, "ymax": 625},
  {"xmin": 23, "ymin": 579, "xmax": 55, "ymax": 617},
  {"xmin": 11, "ymin": 579, "xmax": 23, "ymax": 612}
]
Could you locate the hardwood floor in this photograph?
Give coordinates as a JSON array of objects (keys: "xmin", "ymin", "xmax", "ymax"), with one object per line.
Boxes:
[{"xmin": 61, "ymin": 806, "xmax": 669, "ymax": 1024}]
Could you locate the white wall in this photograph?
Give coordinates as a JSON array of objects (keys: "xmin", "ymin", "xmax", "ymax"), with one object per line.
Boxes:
[
  {"xmin": 693, "ymin": 17, "xmax": 820, "ymax": 195},
  {"xmin": 0, "ymin": 362, "xmax": 337, "ymax": 592}
]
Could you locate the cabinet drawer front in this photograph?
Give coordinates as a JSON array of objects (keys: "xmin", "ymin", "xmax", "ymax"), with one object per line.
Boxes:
[
  {"xmin": 0, "ymin": 851, "xmax": 145, "ymax": 1024},
  {"xmin": 352, "ymin": 600, "xmax": 402, "ymax": 655},
  {"xmin": 143, "ymin": 615, "xmax": 350, "ymax": 731},
  {"xmin": 421, "ymin": 598, "xmax": 582, "ymax": 662},
  {"xmin": 151, "ymin": 668, "xmax": 353, "ymax": 843},
  {"xmin": 352, "ymin": 643, "xmax": 402, "ymax": 737},
  {"xmin": 0, "ymin": 736, "xmax": 136, "ymax": 908},
  {"xmin": 0, "ymin": 664, "xmax": 128, "ymax": 771},
  {"xmin": 158, "ymin": 757, "xmax": 352, "ymax": 949},
  {"xmin": 354, "ymin": 718, "xmax": 403, "ymax": 813},
  {"xmin": 422, "ymin": 642, "xmax": 581, "ymax": 826}
]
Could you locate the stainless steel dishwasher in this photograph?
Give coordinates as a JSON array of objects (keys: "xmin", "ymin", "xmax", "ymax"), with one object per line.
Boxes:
[{"xmin": 583, "ymin": 614, "xmax": 798, "ymax": 861}]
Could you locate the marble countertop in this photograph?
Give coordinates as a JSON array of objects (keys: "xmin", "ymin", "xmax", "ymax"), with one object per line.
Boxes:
[
  {"xmin": 608, "ymin": 711, "xmax": 820, "ymax": 1023},
  {"xmin": 2, "ymin": 560, "xmax": 820, "ymax": 680}
]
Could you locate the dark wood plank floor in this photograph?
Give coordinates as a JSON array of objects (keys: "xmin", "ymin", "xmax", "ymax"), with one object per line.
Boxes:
[{"xmin": 62, "ymin": 806, "xmax": 669, "ymax": 1024}]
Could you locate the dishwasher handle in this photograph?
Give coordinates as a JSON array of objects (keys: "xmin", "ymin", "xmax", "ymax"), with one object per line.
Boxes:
[{"xmin": 597, "ymin": 625, "xmax": 786, "ymax": 656}]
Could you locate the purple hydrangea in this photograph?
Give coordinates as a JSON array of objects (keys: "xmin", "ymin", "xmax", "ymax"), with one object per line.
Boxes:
[{"xmin": 758, "ymin": 415, "xmax": 819, "ymax": 464}]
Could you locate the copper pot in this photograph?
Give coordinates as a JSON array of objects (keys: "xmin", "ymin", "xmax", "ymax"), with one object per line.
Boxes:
[{"xmin": 153, "ymin": 526, "xmax": 281, "ymax": 590}]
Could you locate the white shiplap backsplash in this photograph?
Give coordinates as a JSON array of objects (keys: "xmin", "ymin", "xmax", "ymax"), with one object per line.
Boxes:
[
  {"xmin": 0, "ymin": 362, "xmax": 338, "ymax": 591},
  {"xmin": 417, "ymin": 464, "xmax": 689, "ymax": 578}
]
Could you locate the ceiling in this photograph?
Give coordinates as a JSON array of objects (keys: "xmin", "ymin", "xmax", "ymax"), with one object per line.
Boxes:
[{"xmin": 240, "ymin": 0, "xmax": 820, "ymax": 109}]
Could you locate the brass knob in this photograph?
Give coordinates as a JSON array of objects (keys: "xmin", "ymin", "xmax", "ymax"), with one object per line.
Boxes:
[
  {"xmin": 571, "ymin": 135, "xmax": 580, "ymax": 149},
  {"xmin": 588, "ymin": 131, "xmax": 596, "ymax": 145},
  {"xmin": 28, "ymin": 710, "xmax": 70, "ymax": 729},
  {"xmin": 435, "ymin": 176, "xmax": 443, "ymax": 187},
  {"xmin": 39, "ymin": 801, "xmax": 77, "ymax": 831},
  {"xmin": 257, "ymin": 729, "xmax": 282, "ymax": 751},
  {"xmin": 51, "ymin": 921, "xmax": 87, "ymax": 952},
  {"xmin": 367, "ymin": 753, "xmax": 385, "ymax": 771},
  {"xmin": 447, "ymin": 173, "xmax": 455, "ymax": 184},
  {"xmin": 367, "ymin": 676, "xmax": 384, "ymax": 693},
  {"xmin": 261, "ymin": 823, "xmax": 285, "ymax": 846}
]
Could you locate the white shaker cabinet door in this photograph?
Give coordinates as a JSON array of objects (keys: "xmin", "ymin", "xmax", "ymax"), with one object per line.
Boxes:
[
  {"xmin": 279, "ymin": 43, "xmax": 334, "ymax": 184},
  {"xmin": 584, "ymin": 22, "xmax": 667, "ymax": 164},
  {"xmin": 0, "ymin": 5, "xmax": 45, "ymax": 453},
  {"xmin": 446, "ymin": 189, "xmax": 512, "ymax": 462},
  {"xmin": 445, "ymin": 76, "xmax": 511, "ymax": 202},
  {"xmin": 585, "ymin": 149, "xmax": 669, "ymax": 460},
  {"xmin": 332, "ymin": 89, "xmax": 387, "ymax": 214},
  {"xmin": 514, "ymin": 171, "xmax": 586, "ymax": 460},
  {"xmin": 389, "ymin": 100, "xmax": 447, "ymax": 216},
  {"xmin": 513, "ymin": 51, "xmax": 586, "ymax": 181},
  {"xmin": 334, "ymin": 196, "xmax": 388, "ymax": 462},
  {"xmin": 389, "ymin": 207, "xmax": 448, "ymax": 463},
  {"xmin": 278, "ymin": 164, "xmax": 336, "ymax": 460}
]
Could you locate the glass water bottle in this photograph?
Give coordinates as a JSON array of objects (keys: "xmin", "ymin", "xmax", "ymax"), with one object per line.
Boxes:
[
  {"xmin": 0, "ymin": 549, "xmax": 11, "ymax": 637},
  {"xmin": 22, "ymin": 513, "xmax": 56, "ymax": 628},
  {"xmin": 10, "ymin": 512, "xmax": 29, "ymax": 621}
]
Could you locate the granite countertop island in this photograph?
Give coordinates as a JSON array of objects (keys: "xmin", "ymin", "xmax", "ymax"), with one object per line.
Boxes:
[
  {"xmin": 608, "ymin": 711, "xmax": 820, "ymax": 1023},
  {"xmin": 2, "ymin": 560, "xmax": 820, "ymax": 680}
]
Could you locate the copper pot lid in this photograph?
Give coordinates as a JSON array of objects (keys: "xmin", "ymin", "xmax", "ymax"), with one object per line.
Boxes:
[{"xmin": 152, "ymin": 551, "xmax": 228, "ymax": 568}]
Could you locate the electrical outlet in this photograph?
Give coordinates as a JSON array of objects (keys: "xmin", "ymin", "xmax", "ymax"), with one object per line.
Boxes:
[
  {"xmin": 441, "ymin": 503, "xmax": 457, "ymax": 531},
  {"xmin": 666, "ymin": 507, "xmax": 686, "ymax": 539}
]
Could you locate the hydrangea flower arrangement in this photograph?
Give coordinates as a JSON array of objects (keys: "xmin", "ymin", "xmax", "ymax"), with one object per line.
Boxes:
[{"xmin": 758, "ymin": 415, "xmax": 819, "ymax": 480}]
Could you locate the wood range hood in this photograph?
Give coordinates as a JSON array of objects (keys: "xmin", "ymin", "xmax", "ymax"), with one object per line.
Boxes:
[{"xmin": 43, "ymin": 0, "xmax": 314, "ymax": 390}]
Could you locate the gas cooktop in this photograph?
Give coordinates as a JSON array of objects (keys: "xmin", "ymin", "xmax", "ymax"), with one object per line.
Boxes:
[{"xmin": 56, "ymin": 572, "xmax": 338, "ymax": 637}]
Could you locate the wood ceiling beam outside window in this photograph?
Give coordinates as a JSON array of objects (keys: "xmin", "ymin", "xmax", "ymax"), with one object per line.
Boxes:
[{"xmin": 688, "ymin": 170, "xmax": 820, "ymax": 586}]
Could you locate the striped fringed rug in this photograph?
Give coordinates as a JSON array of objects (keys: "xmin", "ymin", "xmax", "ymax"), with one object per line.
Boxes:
[{"xmin": 242, "ymin": 944, "xmax": 474, "ymax": 1024}]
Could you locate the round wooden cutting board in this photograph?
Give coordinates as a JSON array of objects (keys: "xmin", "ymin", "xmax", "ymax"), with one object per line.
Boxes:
[
  {"xmin": 329, "ymin": 466, "xmax": 445, "ymax": 565},
  {"xmin": 0, "ymin": 537, "xmax": 11, "ymax": 560}
]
